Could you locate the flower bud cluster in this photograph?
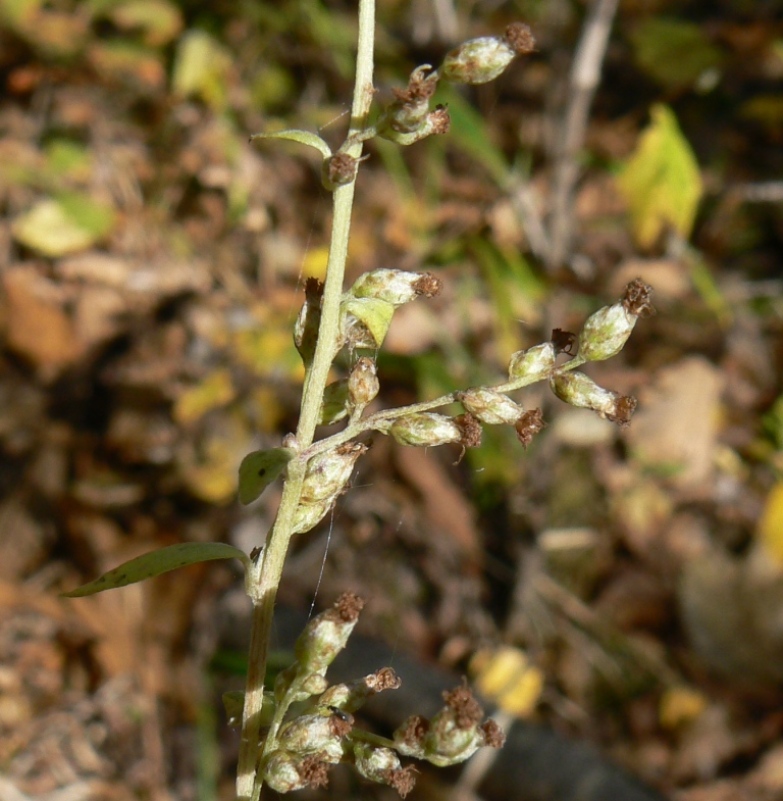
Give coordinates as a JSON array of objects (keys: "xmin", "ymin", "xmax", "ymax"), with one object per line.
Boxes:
[
  {"xmin": 377, "ymin": 65, "xmax": 450, "ymax": 146},
  {"xmin": 393, "ymin": 682, "xmax": 504, "ymax": 767}
]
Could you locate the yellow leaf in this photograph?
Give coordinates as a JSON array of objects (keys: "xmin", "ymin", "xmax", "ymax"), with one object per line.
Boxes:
[
  {"xmin": 301, "ymin": 246, "xmax": 330, "ymax": 280},
  {"xmin": 470, "ymin": 646, "xmax": 543, "ymax": 717},
  {"xmin": 174, "ymin": 370, "xmax": 236, "ymax": 425},
  {"xmin": 758, "ymin": 481, "xmax": 783, "ymax": 566},
  {"xmin": 659, "ymin": 685, "xmax": 707, "ymax": 730},
  {"xmin": 616, "ymin": 104, "xmax": 702, "ymax": 248}
]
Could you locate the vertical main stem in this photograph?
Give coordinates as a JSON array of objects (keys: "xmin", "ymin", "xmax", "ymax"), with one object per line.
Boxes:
[{"xmin": 235, "ymin": 2, "xmax": 376, "ymax": 799}]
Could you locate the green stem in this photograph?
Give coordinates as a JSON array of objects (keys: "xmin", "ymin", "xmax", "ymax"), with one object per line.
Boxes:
[
  {"xmin": 300, "ymin": 356, "xmax": 587, "ymax": 461},
  {"xmin": 236, "ymin": 2, "xmax": 376, "ymax": 799}
]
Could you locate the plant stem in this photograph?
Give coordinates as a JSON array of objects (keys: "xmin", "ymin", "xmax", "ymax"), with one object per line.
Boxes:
[{"xmin": 235, "ymin": 2, "xmax": 376, "ymax": 799}]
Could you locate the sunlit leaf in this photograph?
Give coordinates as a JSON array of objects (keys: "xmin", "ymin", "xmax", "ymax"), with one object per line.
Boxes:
[
  {"xmin": 616, "ymin": 104, "xmax": 702, "ymax": 248},
  {"xmin": 62, "ymin": 542, "xmax": 249, "ymax": 597},
  {"xmin": 250, "ymin": 129, "xmax": 332, "ymax": 160},
  {"xmin": 238, "ymin": 447, "xmax": 294, "ymax": 505},
  {"xmin": 12, "ymin": 195, "xmax": 115, "ymax": 257},
  {"xmin": 172, "ymin": 29, "xmax": 232, "ymax": 110},
  {"xmin": 758, "ymin": 481, "xmax": 783, "ymax": 567},
  {"xmin": 341, "ymin": 297, "xmax": 395, "ymax": 348},
  {"xmin": 470, "ymin": 646, "xmax": 544, "ymax": 717},
  {"xmin": 174, "ymin": 370, "xmax": 236, "ymax": 426},
  {"xmin": 108, "ymin": 0, "xmax": 183, "ymax": 47}
]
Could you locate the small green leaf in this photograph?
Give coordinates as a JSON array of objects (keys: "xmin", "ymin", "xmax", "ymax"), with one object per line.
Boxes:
[
  {"xmin": 616, "ymin": 104, "xmax": 702, "ymax": 248},
  {"xmin": 62, "ymin": 542, "xmax": 249, "ymax": 597},
  {"xmin": 341, "ymin": 297, "xmax": 395, "ymax": 349},
  {"xmin": 238, "ymin": 447, "xmax": 294, "ymax": 505},
  {"xmin": 250, "ymin": 129, "xmax": 332, "ymax": 160}
]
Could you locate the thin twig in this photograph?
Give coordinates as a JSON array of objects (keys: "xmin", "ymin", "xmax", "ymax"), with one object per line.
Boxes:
[{"xmin": 547, "ymin": 0, "xmax": 619, "ymax": 271}]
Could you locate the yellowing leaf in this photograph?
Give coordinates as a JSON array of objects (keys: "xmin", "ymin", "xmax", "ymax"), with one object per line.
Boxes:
[
  {"xmin": 12, "ymin": 195, "xmax": 115, "ymax": 257},
  {"xmin": 758, "ymin": 481, "xmax": 783, "ymax": 566},
  {"xmin": 301, "ymin": 245, "xmax": 330, "ymax": 280},
  {"xmin": 174, "ymin": 369, "xmax": 236, "ymax": 425},
  {"xmin": 616, "ymin": 105, "xmax": 702, "ymax": 249},
  {"xmin": 659, "ymin": 685, "xmax": 707, "ymax": 730},
  {"xmin": 172, "ymin": 29, "xmax": 232, "ymax": 110},
  {"xmin": 62, "ymin": 542, "xmax": 249, "ymax": 597},
  {"xmin": 470, "ymin": 646, "xmax": 543, "ymax": 717}
]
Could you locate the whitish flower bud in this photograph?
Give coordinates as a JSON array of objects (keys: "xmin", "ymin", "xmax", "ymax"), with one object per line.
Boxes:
[
  {"xmin": 353, "ymin": 744, "xmax": 417, "ymax": 796},
  {"xmin": 300, "ymin": 442, "xmax": 368, "ymax": 505},
  {"xmin": 348, "ymin": 357, "xmax": 379, "ymax": 410},
  {"xmin": 576, "ymin": 280, "xmax": 654, "ymax": 362},
  {"xmin": 440, "ymin": 23, "xmax": 535, "ymax": 85},
  {"xmin": 457, "ymin": 388, "xmax": 523, "ymax": 425},
  {"xmin": 319, "ymin": 668, "xmax": 401, "ymax": 713},
  {"xmin": 508, "ymin": 342, "xmax": 556, "ymax": 382},
  {"xmin": 350, "ymin": 269, "xmax": 442, "ymax": 307},
  {"xmin": 389, "ymin": 413, "xmax": 462, "ymax": 447},
  {"xmin": 377, "ymin": 65, "xmax": 438, "ymax": 135},
  {"xmin": 577, "ymin": 304, "xmax": 636, "ymax": 362},
  {"xmin": 319, "ymin": 379, "xmax": 350, "ymax": 425},
  {"xmin": 278, "ymin": 712, "xmax": 348, "ymax": 763},
  {"xmin": 379, "ymin": 105, "xmax": 451, "ymax": 145},
  {"xmin": 422, "ymin": 683, "xmax": 488, "ymax": 766},
  {"xmin": 295, "ymin": 592, "xmax": 365, "ymax": 677},
  {"xmin": 550, "ymin": 371, "xmax": 637, "ymax": 426},
  {"xmin": 261, "ymin": 750, "xmax": 308, "ymax": 793}
]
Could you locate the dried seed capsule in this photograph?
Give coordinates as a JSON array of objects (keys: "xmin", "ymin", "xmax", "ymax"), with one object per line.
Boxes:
[
  {"xmin": 300, "ymin": 442, "xmax": 368, "ymax": 505},
  {"xmin": 378, "ymin": 64, "xmax": 438, "ymax": 135},
  {"xmin": 508, "ymin": 342, "xmax": 556, "ymax": 382},
  {"xmin": 421, "ymin": 683, "xmax": 489, "ymax": 766},
  {"xmin": 322, "ymin": 152, "xmax": 358, "ymax": 190},
  {"xmin": 379, "ymin": 105, "xmax": 451, "ymax": 145},
  {"xmin": 350, "ymin": 269, "xmax": 442, "ymax": 307},
  {"xmin": 440, "ymin": 23, "xmax": 535, "ymax": 85},
  {"xmin": 550, "ymin": 371, "xmax": 637, "ymax": 426},
  {"xmin": 348, "ymin": 357, "xmax": 379, "ymax": 410},
  {"xmin": 389, "ymin": 413, "xmax": 463, "ymax": 447},
  {"xmin": 457, "ymin": 388, "xmax": 523, "ymax": 425},
  {"xmin": 294, "ymin": 278, "xmax": 323, "ymax": 366}
]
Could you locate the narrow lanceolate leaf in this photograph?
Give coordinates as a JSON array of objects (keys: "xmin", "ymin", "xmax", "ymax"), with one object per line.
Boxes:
[
  {"xmin": 250, "ymin": 129, "xmax": 332, "ymax": 159},
  {"xmin": 62, "ymin": 542, "xmax": 250, "ymax": 597},
  {"xmin": 238, "ymin": 447, "xmax": 294, "ymax": 505}
]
